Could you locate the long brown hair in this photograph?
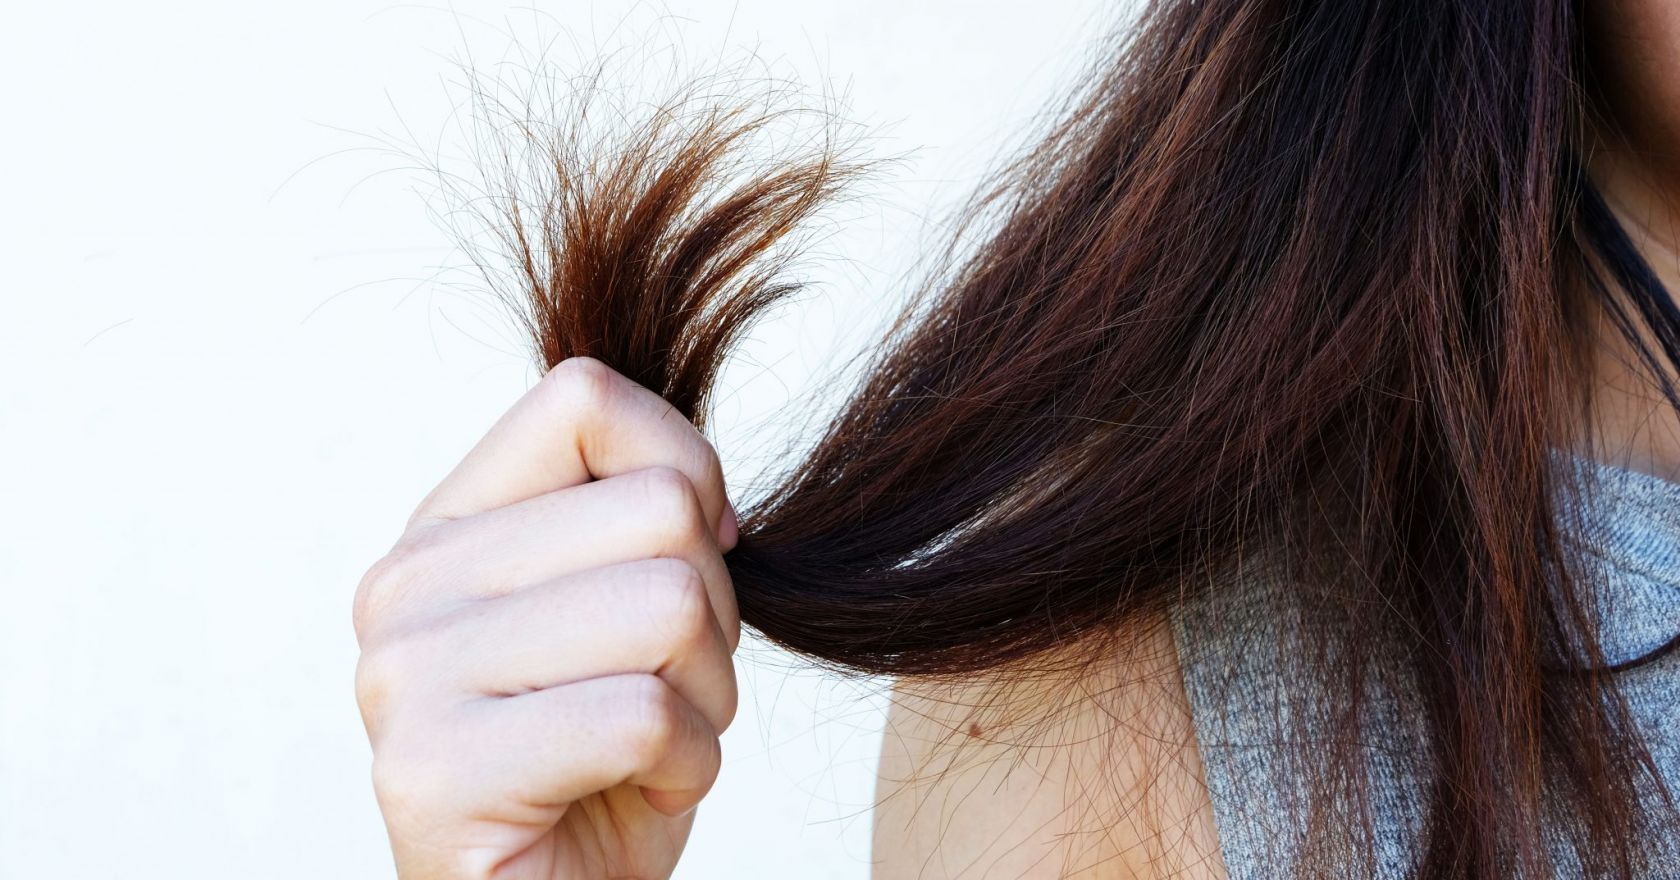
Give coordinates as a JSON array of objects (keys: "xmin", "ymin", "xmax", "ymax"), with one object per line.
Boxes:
[{"xmin": 454, "ymin": 0, "xmax": 1680, "ymax": 875}]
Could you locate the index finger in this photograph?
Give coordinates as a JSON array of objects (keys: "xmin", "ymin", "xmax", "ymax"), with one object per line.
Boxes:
[{"xmin": 410, "ymin": 357, "xmax": 730, "ymax": 536}]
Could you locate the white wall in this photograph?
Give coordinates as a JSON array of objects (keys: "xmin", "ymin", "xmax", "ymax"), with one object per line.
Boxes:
[{"xmin": 0, "ymin": 2, "xmax": 1116, "ymax": 877}]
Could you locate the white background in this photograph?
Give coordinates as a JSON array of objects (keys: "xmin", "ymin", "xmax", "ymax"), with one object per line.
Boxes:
[{"xmin": 0, "ymin": 2, "xmax": 1118, "ymax": 877}]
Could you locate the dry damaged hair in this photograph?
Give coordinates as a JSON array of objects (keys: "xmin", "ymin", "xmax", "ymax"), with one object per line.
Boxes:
[{"xmin": 453, "ymin": 0, "xmax": 1680, "ymax": 876}]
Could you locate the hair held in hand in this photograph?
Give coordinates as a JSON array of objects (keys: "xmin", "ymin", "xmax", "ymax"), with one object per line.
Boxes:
[{"xmin": 456, "ymin": 2, "xmax": 1680, "ymax": 876}]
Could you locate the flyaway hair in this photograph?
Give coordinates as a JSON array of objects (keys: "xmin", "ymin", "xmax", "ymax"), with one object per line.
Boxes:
[{"xmin": 457, "ymin": 1, "xmax": 1680, "ymax": 876}]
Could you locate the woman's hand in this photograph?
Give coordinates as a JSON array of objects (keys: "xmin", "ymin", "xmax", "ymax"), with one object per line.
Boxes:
[{"xmin": 353, "ymin": 357, "xmax": 741, "ymax": 879}]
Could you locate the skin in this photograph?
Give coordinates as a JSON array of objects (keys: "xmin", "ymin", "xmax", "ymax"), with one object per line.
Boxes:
[
  {"xmin": 355, "ymin": 4, "xmax": 1680, "ymax": 878},
  {"xmin": 872, "ymin": 629, "xmax": 1226, "ymax": 879},
  {"xmin": 354, "ymin": 357, "xmax": 743, "ymax": 879},
  {"xmin": 1582, "ymin": 0, "xmax": 1680, "ymax": 484}
]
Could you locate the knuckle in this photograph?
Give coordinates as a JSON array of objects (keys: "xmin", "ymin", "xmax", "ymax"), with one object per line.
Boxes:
[
  {"xmin": 644, "ymin": 560, "xmax": 714, "ymax": 654},
  {"xmin": 638, "ymin": 465, "xmax": 696, "ymax": 511},
  {"xmin": 353, "ymin": 542, "xmax": 419, "ymax": 639},
  {"xmin": 353, "ymin": 618, "xmax": 453, "ymax": 727},
  {"xmin": 701, "ymin": 730, "xmax": 724, "ymax": 781},
  {"xmin": 369, "ymin": 731, "xmax": 450, "ymax": 816},
  {"xmin": 352, "ymin": 554, "xmax": 404, "ymax": 641},
  {"xmin": 686, "ymin": 437, "xmax": 725, "ymax": 493},
  {"xmin": 352, "ymin": 530, "xmax": 450, "ymax": 640},
  {"xmin": 545, "ymin": 356, "xmax": 618, "ymax": 414},
  {"xmin": 636, "ymin": 467, "xmax": 707, "ymax": 549},
  {"xmin": 685, "ymin": 731, "xmax": 724, "ymax": 799},
  {"xmin": 623, "ymin": 675, "xmax": 684, "ymax": 759},
  {"xmin": 717, "ymin": 656, "xmax": 741, "ymax": 732},
  {"xmin": 353, "ymin": 637, "xmax": 415, "ymax": 716},
  {"xmin": 353, "ymin": 650, "xmax": 385, "ymax": 711}
]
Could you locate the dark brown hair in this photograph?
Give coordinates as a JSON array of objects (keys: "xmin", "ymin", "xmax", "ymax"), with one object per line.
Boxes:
[{"xmin": 456, "ymin": 0, "xmax": 1680, "ymax": 875}]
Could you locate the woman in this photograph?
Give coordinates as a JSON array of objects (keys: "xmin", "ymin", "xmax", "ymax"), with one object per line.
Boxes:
[{"xmin": 352, "ymin": 0, "xmax": 1680, "ymax": 876}]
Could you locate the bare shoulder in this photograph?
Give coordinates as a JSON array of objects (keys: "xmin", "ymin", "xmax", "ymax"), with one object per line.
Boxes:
[{"xmin": 871, "ymin": 611, "xmax": 1227, "ymax": 880}]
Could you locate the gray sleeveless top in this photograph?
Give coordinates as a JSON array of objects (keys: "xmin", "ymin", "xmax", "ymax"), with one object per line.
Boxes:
[{"xmin": 1170, "ymin": 455, "xmax": 1680, "ymax": 877}]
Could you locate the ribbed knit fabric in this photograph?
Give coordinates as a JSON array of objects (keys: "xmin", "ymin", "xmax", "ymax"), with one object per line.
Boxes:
[{"xmin": 1170, "ymin": 454, "xmax": 1680, "ymax": 877}]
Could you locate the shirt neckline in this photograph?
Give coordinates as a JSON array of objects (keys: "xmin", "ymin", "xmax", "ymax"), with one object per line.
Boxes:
[{"xmin": 1557, "ymin": 451, "xmax": 1680, "ymax": 667}]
